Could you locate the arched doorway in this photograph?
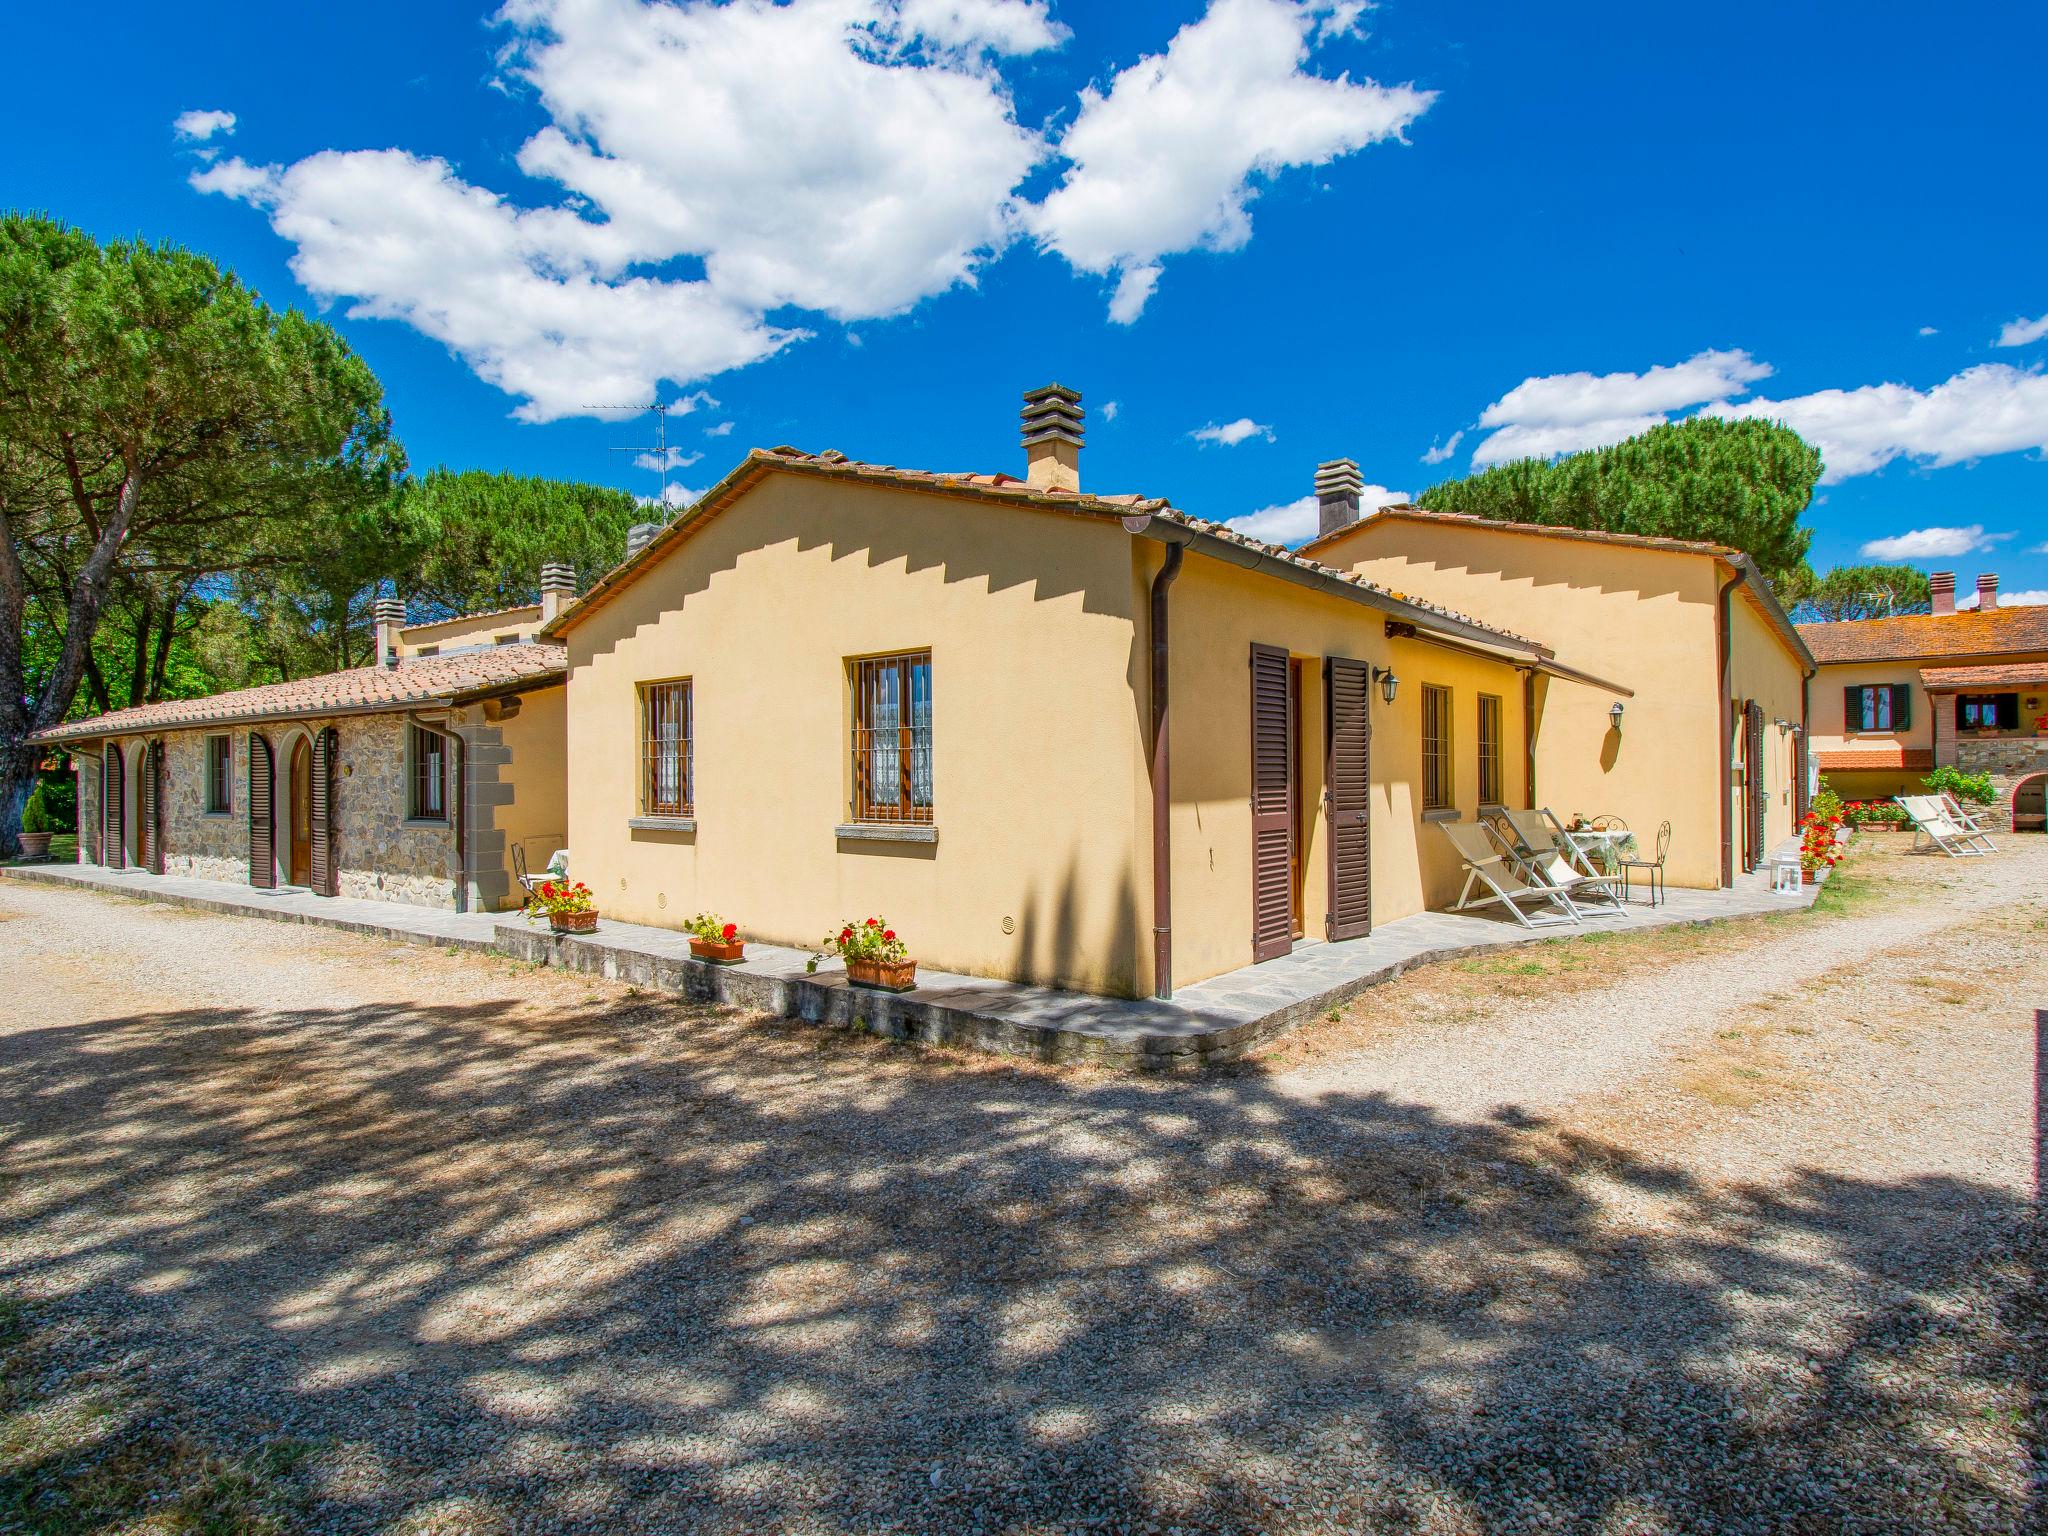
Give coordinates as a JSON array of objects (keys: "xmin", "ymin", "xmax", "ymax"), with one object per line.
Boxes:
[
  {"xmin": 288, "ymin": 737, "xmax": 313, "ymax": 886},
  {"xmin": 102, "ymin": 743, "xmax": 126, "ymax": 869},
  {"xmin": 2013, "ymin": 773, "xmax": 2045, "ymax": 833}
]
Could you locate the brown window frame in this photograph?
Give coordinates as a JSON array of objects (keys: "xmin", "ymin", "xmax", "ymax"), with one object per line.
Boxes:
[
  {"xmin": 640, "ymin": 679, "xmax": 694, "ymax": 817},
  {"xmin": 850, "ymin": 650, "xmax": 934, "ymax": 825},
  {"xmin": 204, "ymin": 733, "xmax": 232, "ymax": 814},
  {"xmin": 408, "ymin": 723, "xmax": 448, "ymax": 822},
  {"xmin": 1421, "ymin": 683, "xmax": 1454, "ymax": 812},
  {"xmin": 1476, "ymin": 692, "xmax": 1504, "ymax": 806}
]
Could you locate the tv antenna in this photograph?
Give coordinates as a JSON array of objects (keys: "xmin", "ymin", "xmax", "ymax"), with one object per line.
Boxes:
[{"xmin": 586, "ymin": 399, "xmax": 681, "ymax": 518}]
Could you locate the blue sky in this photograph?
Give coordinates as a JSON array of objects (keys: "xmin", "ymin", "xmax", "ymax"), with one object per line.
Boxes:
[{"xmin": 7, "ymin": 1, "xmax": 2045, "ymax": 598}]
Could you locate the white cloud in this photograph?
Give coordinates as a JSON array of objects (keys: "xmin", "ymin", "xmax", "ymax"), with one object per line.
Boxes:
[
  {"xmin": 1420, "ymin": 428, "xmax": 1463, "ymax": 464},
  {"xmin": 173, "ymin": 109, "xmax": 237, "ymax": 142},
  {"xmin": 634, "ymin": 448, "xmax": 703, "ymax": 471},
  {"xmin": 639, "ymin": 482, "xmax": 702, "ymax": 510},
  {"xmin": 1192, "ymin": 416, "xmax": 1275, "ymax": 446},
  {"xmin": 1708, "ymin": 364, "xmax": 2048, "ymax": 481},
  {"xmin": 1099, "ymin": 399, "xmax": 1120, "ymax": 422},
  {"xmin": 1917, "ymin": 325, "xmax": 1939, "ymax": 337},
  {"xmin": 1029, "ymin": 0, "xmax": 1433, "ymax": 321},
  {"xmin": 1975, "ymin": 588, "xmax": 2048, "ymax": 607},
  {"xmin": 703, "ymin": 420, "xmax": 735, "ymax": 437},
  {"xmin": 1994, "ymin": 312, "xmax": 2048, "ymax": 348},
  {"xmin": 1469, "ymin": 348, "xmax": 1770, "ymax": 467},
  {"xmin": 1857, "ymin": 524, "xmax": 2006, "ymax": 560},
  {"xmin": 1227, "ymin": 483, "xmax": 1405, "ymax": 545},
  {"xmin": 895, "ymin": 0, "xmax": 1066, "ymax": 53}
]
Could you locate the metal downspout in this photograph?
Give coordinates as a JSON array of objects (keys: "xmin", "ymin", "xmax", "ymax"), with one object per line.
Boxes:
[
  {"xmin": 1520, "ymin": 668, "xmax": 1537, "ymax": 807},
  {"xmin": 1716, "ymin": 570, "xmax": 1742, "ymax": 888},
  {"xmin": 1148, "ymin": 542, "xmax": 1185, "ymax": 1000}
]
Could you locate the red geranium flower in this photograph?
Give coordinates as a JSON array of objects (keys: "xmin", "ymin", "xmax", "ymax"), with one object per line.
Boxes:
[{"xmin": 722, "ymin": 922, "xmax": 737, "ymax": 942}]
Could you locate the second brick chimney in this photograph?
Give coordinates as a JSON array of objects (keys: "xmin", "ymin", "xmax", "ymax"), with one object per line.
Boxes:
[
  {"xmin": 1976, "ymin": 572, "xmax": 1999, "ymax": 610},
  {"xmin": 1314, "ymin": 458, "xmax": 1365, "ymax": 538},
  {"xmin": 1020, "ymin": 384, "xmax": 1083, "ymax": 492},
  {"xmin": 538, "ymin": 562, "xmax": 576, "ymax": 626},
  {"xmin": 1930, "ymin": 570, "xmax": 1956, "ymax": 616}
]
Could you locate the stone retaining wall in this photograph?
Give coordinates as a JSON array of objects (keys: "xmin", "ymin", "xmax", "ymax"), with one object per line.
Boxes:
[{"xmin": 1954, "ymin": 737, "xmax": 2048, "ymax": 833}]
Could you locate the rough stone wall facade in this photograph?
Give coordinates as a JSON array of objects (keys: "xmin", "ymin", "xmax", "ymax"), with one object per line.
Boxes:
[
  {"xmin": 1954, "ymin": 736, "xmax": 2048, "ymax": 833},
  {"xmin": 77, "ymin": 715, "xmax": 460, "ymax": 908}
]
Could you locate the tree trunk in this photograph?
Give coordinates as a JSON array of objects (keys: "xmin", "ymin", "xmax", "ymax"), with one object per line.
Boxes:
[
  {"xmin": 0, "ymin": 497, "xmax": 28, "ymax": 859},
  {"xmin": 127, "ymin": 591, "xmax": 153, "ymax": 708}
]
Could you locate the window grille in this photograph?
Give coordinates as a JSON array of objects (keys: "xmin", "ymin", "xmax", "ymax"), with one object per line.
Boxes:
[
  {"xmin": 410, "ymin": 724, "xmax": 447, "ymax": 821},
  {"xmin": 205, "ymin": 734, "xmax": 232, "ymax": 813},
  {"xmin": 1476, "ymin": 692, "xmax": 1503, "ymax": 805},
  {"xmin": 1421, "ymin": 684, "xmax": 1453, "ymax": 811},
  {"xmin": 851, "ymin": 651, "xmax": 933, "ymax": 824},
  {"xmin": 641, "ymin": 680, "xmax": 693, "ymax": 816}
]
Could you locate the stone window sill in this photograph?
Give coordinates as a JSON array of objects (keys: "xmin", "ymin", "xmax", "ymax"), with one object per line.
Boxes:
[
  {"xmin": 835, "ymin": 822, "xmax": 938, "ymax": 844},
  {"xmin": 629, "ymin": 815, "xmax": 696, "ymax": 832},
  {"xmin": 402, "ymin": 817, "xmax": 451, "ymax": 830},
  {"xmin": 1420, "ymin": 807, "xmax": 1461, "ymax": 823},
  {"xmin": 201, "ymin": 810, "xmax": 233, "ymax": 820}
]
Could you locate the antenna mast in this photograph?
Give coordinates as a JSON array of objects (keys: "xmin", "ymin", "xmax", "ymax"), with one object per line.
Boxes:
[{"xmin": 585, "ymin": 399, "xmax": 678, "ymax": 517}]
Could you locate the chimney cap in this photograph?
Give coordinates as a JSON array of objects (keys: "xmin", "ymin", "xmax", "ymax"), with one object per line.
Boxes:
[
  {"xmin": 624, "ymin": 521, "xmax": 661, "ymax": 557},
  {"xmin": 538, "ymin": 561, "xmax": 577, "ymax": 591},
  {"xmin": 1021, "ymin": 382, "xmax": 1082, "ymax": 406},
  {"xmin": 1020, "ymin": 383, "xmax": 1084, "ymax": 447},
  {"xmin": 1315, "ymin": 458, "xmax": 1365, "ymax": 498},
  {"xmin": 371, "ymin": 596, "xmax": 406, "ymax": 622},
  {"xmin": 1929, "ymin": 570, "xmax": 1956, "ymax": 587}
]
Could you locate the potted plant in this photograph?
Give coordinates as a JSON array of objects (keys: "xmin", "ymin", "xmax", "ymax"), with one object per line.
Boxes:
[
  {"xmin": 685, "ymin": 912, "xmax": 745, "ymax": 963},
  {"xmin": 525, "ymin": 877, "xmax": 598, "ymax": 934},
  {"xmin": 1797, "ymin": 813, "xmax": 1841, "ymax": 884},
  {"xmin": 2033, "ymin": 712, "xmax": 2048, "ymax": 738},
  {"xmin": 814, "ymin": 916, "xmax": 916, "ymax": 992},
  {"xmin": 16, "ymin": 786, "xmax": 54, "ymax": 861}
]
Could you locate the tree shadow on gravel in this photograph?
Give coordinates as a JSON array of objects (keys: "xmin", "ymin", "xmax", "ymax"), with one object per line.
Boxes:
[{"xmin": 0, "ymin": 994, "xmax": 2039, "ymax": 1535}]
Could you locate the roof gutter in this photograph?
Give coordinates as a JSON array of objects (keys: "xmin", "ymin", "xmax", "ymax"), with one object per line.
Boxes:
[
  {"xmin": 1716, "ymin": 568, "xmax": 1743, "ymax": 888},
  {"xmin": 1145, "ymin": 541, "xmax": 1184, "ymax": 1000}
]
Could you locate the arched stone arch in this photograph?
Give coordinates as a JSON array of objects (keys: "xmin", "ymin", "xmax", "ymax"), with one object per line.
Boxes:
[{"xmin": 2011, "ymin": 771, "xmax": 2045, "ymax": 833}]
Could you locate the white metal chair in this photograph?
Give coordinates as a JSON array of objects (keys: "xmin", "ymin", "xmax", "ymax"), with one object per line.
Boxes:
[
  {"xmin": 1895, "ymin": 796, "xmax": 1994, "ymax": 857},
  {"xmin": 1496, "ymin": 807, "xmax": 1630, "ymax": 914},
  {"xmin": 1440, "ymin": 820, "xmax": 1582, "ymax": 928},
  {"xmin": 1936, "ymin": 793, "xmax": 1995, "ymax": 839}
]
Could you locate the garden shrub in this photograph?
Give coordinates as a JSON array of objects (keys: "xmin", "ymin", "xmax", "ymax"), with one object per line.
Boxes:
[{"xmin": 1922, "ymin": 765, "xmax": 1996, "ymax": 805}]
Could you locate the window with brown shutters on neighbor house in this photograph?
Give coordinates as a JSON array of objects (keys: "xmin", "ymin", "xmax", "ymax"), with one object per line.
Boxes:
[
  {"xmin": 640, "ymin": 679, "xmax": 693, "ymax": 816},
  {"xmin": 1421, "ymin": 684, "xmax": 1454, "ymax": 812},
  {"xmin": 1846, "ymin": 684, "xmax": 1910, "ymax": 732},
  {"xmin": 850, "ymin": 650, "xmax": 933, "ymax": 824},
  {"xmin": 1476, "ymin": 692, "xmax": 1504, "ymax": 805}
]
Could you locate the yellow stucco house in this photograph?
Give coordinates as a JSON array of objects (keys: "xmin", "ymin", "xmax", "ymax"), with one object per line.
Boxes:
[
  {"xmin": 1798, "ymin": 571, "xmax": 2048, "ymax": 829},
  {"xmin": 1299, "ymin": 501, "xmax": 1815, "ymax": 890},
  {"xmin": 542, "ymin": 389, "xmax": 1660, "ymax": 1000}
]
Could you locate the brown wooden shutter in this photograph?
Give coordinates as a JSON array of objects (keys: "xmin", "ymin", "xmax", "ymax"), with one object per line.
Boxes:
[
  {"xmin": 1744, "ymin": 701, "xmax": 1766, "ymax": 870},
  {"xmin": 309, "ymin": 728, "xmax": 338, "ymax": 897},
  {"xmin": 1843, "ymin": 686, "xmax": 1862, "ymax": 731},
  {"xmin": 1324, "ymin": 656, "xmax": 1373, "ymax": 942},
  {"xmin": 248, "ymin": 733, "xmax": 275, "ymax": 888},
  {"xmin": 86, "ymin": 761, "xmax": 102, "ymax": 864},
  {"xmin": 1891, "ymin": 684, "xmax": 1912, "ymax": 731},
  {"xmin": 103, "ymin": 746, "xmax": 126, "ymax": 869},
  {"xmin": 1793, "ymin": 730, "xmax": 1811, "ymax": 823},
  {"xmin": 1250, "ymin": 643, "xmax": 1294, "ymax": 963},
  {"xmin": 143, "ymin": 741, "xmax": 167, "ymax": 874}
]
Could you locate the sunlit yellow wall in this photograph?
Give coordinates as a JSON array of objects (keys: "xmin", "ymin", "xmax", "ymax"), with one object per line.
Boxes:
[
  {"xmin": 1163, "ymin": 552, "xmax": 1529, "ymax": 988},
  {"xmin": 485, "ymin": 683, "xmax": 567, "ymax": 909},
  {"xmin": 1807, "ymin": 660, "xmax": 1935, "ymax": 756},
  {"xmin": 1728, "ymin": 591, "xmax": 1809, "ymax": 858},
  {"xmin": 1311, "ymin": 519, "xmax": 1730, "ymax": 887},
  {"xmin": 399, "ymin": 606, "xmax": 544, "ymax": 655},
  {"xmin": 561, "ymin": 474, "xmax": 1150, "ymax": 996}
]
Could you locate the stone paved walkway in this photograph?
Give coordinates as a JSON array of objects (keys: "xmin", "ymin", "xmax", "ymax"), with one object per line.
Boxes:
[{"xmin": 5, "ymin": 841, "xmax": 1819, "ymax": 1065}]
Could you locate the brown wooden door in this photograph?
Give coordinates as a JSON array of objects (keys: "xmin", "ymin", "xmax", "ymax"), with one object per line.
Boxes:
[
  {"xmin": 1250, "ymin": 643, "xmax": 1294, "ymax": 963},
  {"xmin": 1744, "ymin": 701, "xmax": 1766, "ymax": 871},
  {"xmin": 309, "ymin": 728, "xmax": 338, "ymax": 897},
  {"xmin": 103, "ymin": 745, "xmax": 126, "ymax": 869},
  {"xmin": 288, "ymin": 738, "xmax": 313, "ymax": 886},
  {"xmin": 1324, "ymin": 656, "xmax": 1373, "ymax": 941},
  {"xmin": 142, "ymin": 741, "xmax": 166, "ymax": 875},
  {"xmin": 248, "ymin": 734, "xmax": 275, "ymax": 888}
]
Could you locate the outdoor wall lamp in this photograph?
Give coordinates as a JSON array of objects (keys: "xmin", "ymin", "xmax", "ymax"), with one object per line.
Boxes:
[
  {"xmin": 1373, "ymin": 666, "xmax": 1399, "ymax": 705},
  {"xmin": 1609, "ymin": 700, "xmax": 1624, "ymax": 731}
]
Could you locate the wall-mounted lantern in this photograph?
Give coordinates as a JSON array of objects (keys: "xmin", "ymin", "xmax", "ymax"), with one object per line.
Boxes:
[
  {"xmin": 1372, "ymin": 666, "xmax": 1399, "ymax": 706},
  {"xmin": 1609, "ymin": 700, "xmax": 1624, "ymax": 732}
]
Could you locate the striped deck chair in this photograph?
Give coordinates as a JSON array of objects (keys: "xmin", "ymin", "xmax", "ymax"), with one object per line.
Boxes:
[
  {"xmin": 1896, "ymin": 796, "xmax": 1995, "ymax": 857},
  {"xmin": 1439, "ymin": 820, "xmax": 1582, "ymax": 929},
  {"xmin": 1495, "ymin": 807, "xmax": 1630, "ymax": 915}
]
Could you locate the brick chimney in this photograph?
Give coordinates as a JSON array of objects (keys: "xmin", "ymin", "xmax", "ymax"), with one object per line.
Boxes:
[
  {"xmin": 624, "ymin": 522, "xmax": 661, "ymax": 560},
  {"xmin": 1314, "ymin": 458, "xmax": 1365, "ymax": 538},
  {"xmin": 1929, "ymin": 570, "xmax": 1956, "ymax": 616},
  {"xmin": 372, "ymin": 597, "xmax": 406, "ymax": 668},
  {"xmin": 1976, "ymin": 572, "xmax": 1999, "ymax": 610},
  {"xmin": 538, "ymin": 562, "xmax": 576, "ymax": 625},
  {"xmin": 1020, "ymin": 383, "xmax": 1083, "ymax": 492}
]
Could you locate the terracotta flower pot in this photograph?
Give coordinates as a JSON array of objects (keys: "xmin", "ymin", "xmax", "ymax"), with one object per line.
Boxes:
[
  {"xmin": 549, "ymin": 909, "xmax": 599, "ymax": 934},
  {"xmin": 16, "ymin": 832, "xmax": 52, "ymax": 860},
  {"xmin": 1801, "ymin": 867, "xmax": 1818, "ymax": 884},
  {"xmin": 845, "ymin": 956, "xmax": 917, "ymax": 993},
  {"xmin": 690, "ymin": 937, "xmax": 746, "ymax": 964}
]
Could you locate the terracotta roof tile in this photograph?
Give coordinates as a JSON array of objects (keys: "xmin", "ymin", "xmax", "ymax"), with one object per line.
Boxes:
[
  {"xmin": 1816, "ymin": 747, "xmax": 1934, "ymax": 771},
  {"xmin": 31, "ymin": 644, "xmax": 566, "ymax": 744},
  {"xmin": 1918, "ymin": 661, "xmax": 2048, "ymax": 691},
  {"xmin": 1798, "ymin": 605, "xmax": 2048, "ymax": 664}
]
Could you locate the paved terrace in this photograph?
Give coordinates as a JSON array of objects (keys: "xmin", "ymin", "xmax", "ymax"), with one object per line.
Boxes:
[{"xmin": 4, "ymin": 846, "xmax": 1818, "ymax": 1066}]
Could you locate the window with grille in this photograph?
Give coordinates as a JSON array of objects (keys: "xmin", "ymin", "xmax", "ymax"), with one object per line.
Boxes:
[
  {"xmin": 1421, "ymin": 684, "xmax": 1453, "ymax": 811},
  {"xmin": 205, "ymin": 734, "xmax": 232, "ymax": 813},
  {"xmin": 641, "ymin": 679, "xmax": 693, "ymax": 816},
  {"xmin": 1476, "ymin": 692, "xmax": 1503, "ymax": 805},
  {"xmin": 409, "ymin": 724, "xmax": 447, "ymax": 821},
  {"xmin": 851, "ymin": 651, "xmax": 933, "ymax": 824}
]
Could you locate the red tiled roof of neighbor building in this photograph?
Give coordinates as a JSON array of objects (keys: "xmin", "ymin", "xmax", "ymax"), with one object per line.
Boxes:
[
  {"xmin": 30, "ymin": 643, "xmax": 566, "ymax": 744},
  {"xmin": 1917, "ymin": 661, "xmax": 2048, "ymax": 691},
  {"xmin": 544, "ymin": 445, "xmax": 1556, "ymax": 657},
  {"xmin": 1797, "ymin": 605, "xmax": 2048, "ymax": 663},
  {"xmin": 1815, "ymin": 746, "xmax": 1934, "ymax": 771}
]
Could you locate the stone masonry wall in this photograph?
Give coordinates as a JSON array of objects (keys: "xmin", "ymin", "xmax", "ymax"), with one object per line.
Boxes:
[{"xmin": 1954, "ymin": 736, "xmax": 2048, "ymax": 833}]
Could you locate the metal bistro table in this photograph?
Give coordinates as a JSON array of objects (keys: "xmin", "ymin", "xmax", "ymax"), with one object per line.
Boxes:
[{"xmin": 1564, "ymin": 826, "xmax": 1634, "ymax": 874}]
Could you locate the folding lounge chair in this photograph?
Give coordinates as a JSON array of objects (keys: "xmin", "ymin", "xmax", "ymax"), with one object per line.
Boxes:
[
  {"xmin": 1937, "ymin": 793, "xmax": 1997, "ymax": 844},
  {"xmin": 1495, "ymin": 807, "xmax": 1630, "ymax": 915},
  {"xmin": 1895, "ymin": 796, "xmax": 1994, "ymax": 857},
  {"xmin": 1439, "ymin": 820, "xmax": 1582, "ymax": 929}
]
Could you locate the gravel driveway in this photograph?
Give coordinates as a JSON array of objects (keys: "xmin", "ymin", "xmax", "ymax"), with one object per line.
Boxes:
[{"xmin": 1, "ymin": 835, "xmax": 2041, "ymax": 1534}]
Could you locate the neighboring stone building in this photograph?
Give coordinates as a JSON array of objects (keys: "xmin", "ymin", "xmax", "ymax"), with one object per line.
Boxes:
[
  {"xmin": 33, "ymin": 573, "xmax": 576, "ymax": 910},
  {"xmin": 1797, "ymin": 571, "xmax": 2048, "ymax": 831}
]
